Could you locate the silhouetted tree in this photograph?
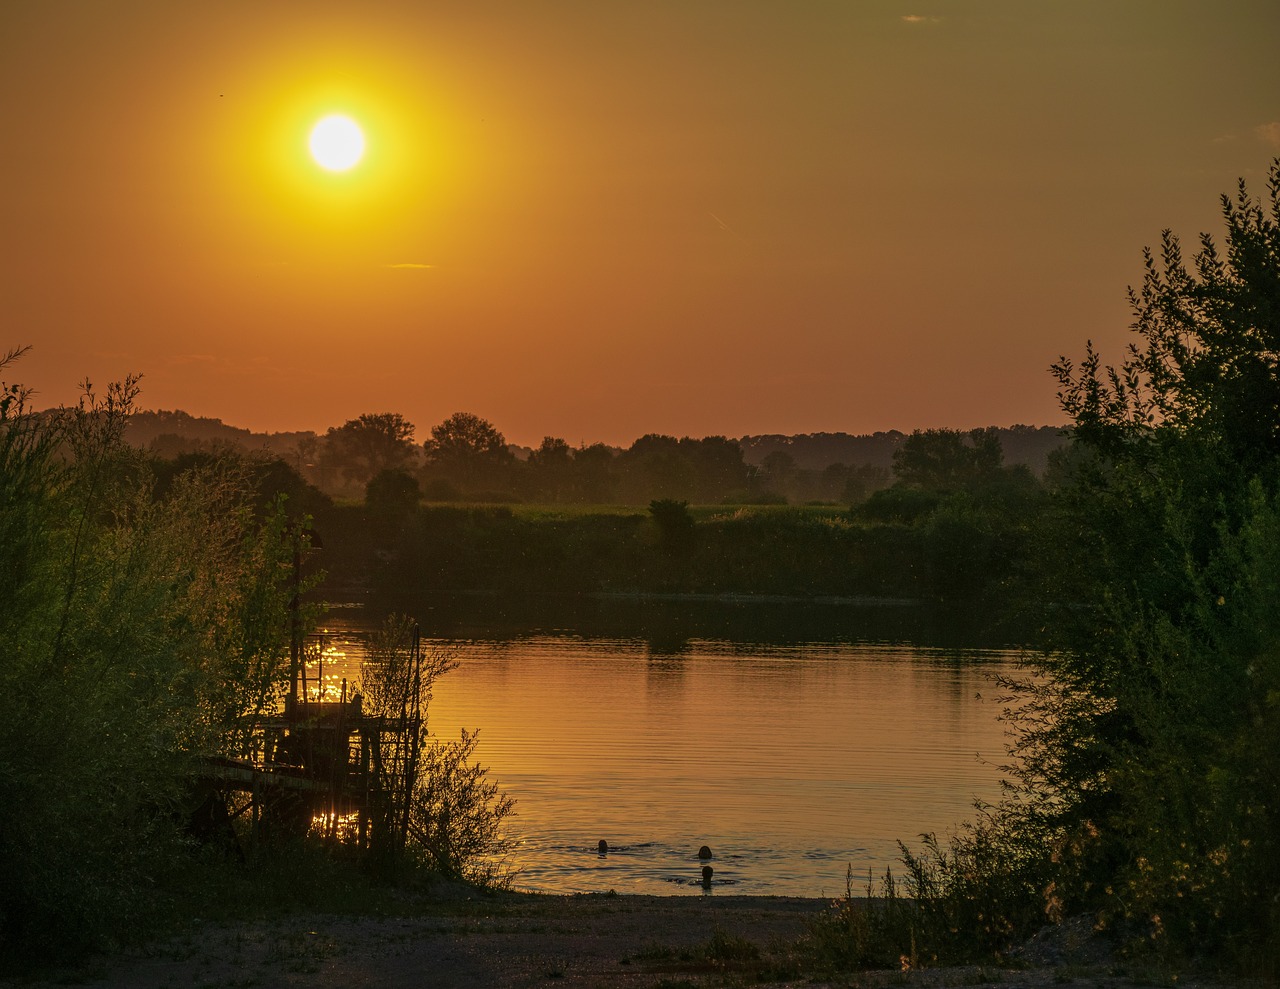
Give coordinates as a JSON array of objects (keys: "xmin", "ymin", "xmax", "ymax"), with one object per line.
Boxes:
[
  {"xmin": 682, "ymin": 435, "xmax": 749, "ymax": 502},
  {"xmin": 152, "ymin": 451, "xmax": 330, "ymax": 520},
  {"xmin": 835, "ymin": 462, "xmax": 891, "ymax": 505},
  {"xmin": 422, "ymin": 412, "xmax": 514, "ymax": 496},
  {"xmin": 892, "ymin": 427, "xmax": 1003, "ymax": 490},
  {"xmin": 761, "ymin": 450, "xmax": 797, "ymax": 498},
  {"xmin": 571, "ymin": 442, "xmax": 618, "ymax": 503},
  {"xmin": 616, "ymin": 434, "xmax": 748, "ymax": 503},
  {"xmin": 526, "ymin": 436, "xmax": 574, "ymax": 501},
  {"xmin": 322, "ymin": 413, "xmax": 417, "ymax": 488},
  {"xmin": 620, "ymin": 434, "xmax": 694, "ymax": 502}
]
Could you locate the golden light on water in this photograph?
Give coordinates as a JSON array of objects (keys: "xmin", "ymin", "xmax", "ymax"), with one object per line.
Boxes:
[{"xmin": 309, "ymin": 114, "xmax": 365, "ymax": 171}]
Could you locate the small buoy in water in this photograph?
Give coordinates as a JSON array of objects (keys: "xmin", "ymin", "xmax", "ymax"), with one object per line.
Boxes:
[
  {"xmin": 701, "ymin": 865, "xmax": 714, "ymax": 885},
  {"xmin": 597, "ymin": 839, "xmax": 609, "ymax": 855},
  {"xmin": 697, "ymin": 845, "xmax": 712, "ymax": 859}
]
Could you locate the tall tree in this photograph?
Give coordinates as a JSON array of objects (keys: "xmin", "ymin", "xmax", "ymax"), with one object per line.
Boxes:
[
  {"xmin": 422, "ymin": 412, "xmax": 513, "ymax": 495},
  {"xmin": 1006, "ymin": 160, "xmax": 1280, "ymax": 959},
  {"xmin": 620, "ymin": 434, "xmax": 694, "ymax": 502},
  {"xmin": 1056, "ymin": 164, "xmax": 1280, "ymax": 473},
  {"xmin": 680, "ymin": 435, "xmax": 749, "ymax": 502},
  {"xmin": 322, "ymin": 413, "xmax": 417, "ymax": 487},
  {"xmin": 892, "ymin": 427, "xmax": 1003, "ymax": 490},
  {"xmin": 526, "ymin": 436, "xmax": 574, "ymax": 501},
  {"xmin": 571, "ymin": 442, "xmax": 618, "ymax": 503}
]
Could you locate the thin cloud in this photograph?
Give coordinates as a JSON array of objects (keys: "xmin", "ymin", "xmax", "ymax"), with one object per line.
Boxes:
[
  {"xmin": 1254, "ymin": 122, "xmax": 1280, "ymax": 149},
  {"xmin": 708, "ymin": 211, "xmax": 737, "ymax": 235},
  {"xmin": 901, "ymin": 14, "xmax": 942, "ymax": 24},
  {"xmin": 388, "ymin": 262, "xmax": 435, "ymax": 269}
]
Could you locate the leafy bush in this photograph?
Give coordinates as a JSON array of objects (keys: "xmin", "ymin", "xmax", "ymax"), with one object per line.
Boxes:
[
  {"xmin": 358, "ymin": 615, "xmax": 516, "ymax": 887},
  {"xmin": 998, "ymin": 161, "xmax": 1280, "ymax": 971},
  {"xmin": 0, "ymin": 353, "xmax": 299, "ymax": 958}
]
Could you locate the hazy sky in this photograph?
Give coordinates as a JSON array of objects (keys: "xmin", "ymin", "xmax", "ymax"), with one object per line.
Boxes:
[{"xmin": 3, "ymin": 1, "xmax": 1278, "ymax": 447}]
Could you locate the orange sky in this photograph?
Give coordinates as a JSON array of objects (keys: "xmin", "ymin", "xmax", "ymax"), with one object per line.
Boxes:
[{"xmin": 3, "ymin": 1, "xmax": 1278, "ymax": 447}]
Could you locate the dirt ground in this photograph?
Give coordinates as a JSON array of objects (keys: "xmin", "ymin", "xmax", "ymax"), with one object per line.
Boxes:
[{"xmin": 2, "ymin": 891, "xmax": 1258, "ymax": 989}]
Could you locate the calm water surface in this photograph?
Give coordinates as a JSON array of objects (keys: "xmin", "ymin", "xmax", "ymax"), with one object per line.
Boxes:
[{"xmin": 313, "ymin": 602, "xmax": 1018, "ymax": 897}]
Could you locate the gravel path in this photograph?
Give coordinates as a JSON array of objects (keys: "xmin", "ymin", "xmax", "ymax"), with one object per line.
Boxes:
[{"xmin": 2, "ymin": 892, "xmax": 1255, "ymax": 989}]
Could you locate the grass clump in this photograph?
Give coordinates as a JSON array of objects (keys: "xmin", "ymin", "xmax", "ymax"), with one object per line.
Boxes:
[{"xmin": 807, "ymin": 867, "xmax": 920, "ymax": 973}]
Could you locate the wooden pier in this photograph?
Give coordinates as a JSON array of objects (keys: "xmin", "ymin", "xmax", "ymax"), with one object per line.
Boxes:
[{"xmin": 194, "ymin": 628, "xmax": 426, "ymax": 859}]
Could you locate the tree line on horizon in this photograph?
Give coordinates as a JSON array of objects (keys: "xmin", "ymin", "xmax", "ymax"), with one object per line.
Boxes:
[{"xmin": 123, "ymin": 406, "xmax": 1066, "ymax": 507}]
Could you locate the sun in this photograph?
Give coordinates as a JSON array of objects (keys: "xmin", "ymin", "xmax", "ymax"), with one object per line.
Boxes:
[{"xmin": 308, "ymin": 114, "xmax": 365, "ymax": 172}]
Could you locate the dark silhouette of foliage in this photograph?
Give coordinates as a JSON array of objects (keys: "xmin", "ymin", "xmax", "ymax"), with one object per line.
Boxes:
[
  {"xmin": 151, "ymin": 450, "xmax": 330, "ymax": 520},
  {"xmin": 618, "ymin": 434, "xmax": 749, "ymax": 503},
  {"xmin": 525, "ymin": 436, "xmax": 575, "ymax": 501},
  {"xmin": 322, "ymin": 413, "xmax": 417, "ymax": 488},
  {"xmin": 1054, "ymin": 163, "xmax": 1280, "ymax": 476},
  {"xmin": 740, "ymin": 426, "xmax": 1066, "ymax": 478},
  {"xmin": 892, "ymin": 427, "xmax": 1004, "ymax": 490},
  {"xmin": 570, "ymin": 442, "xmax": 619, "ymax": 502},
  {"xmin": 366, "ymin": 468, "xmax": 420, "ymax": 518},
  {"xmin": 0, "ymin": 353, "xmax": 303, "ymax": 958},
  {"xmin": 648, "ymin": 498, "xmax": 695, "ymax": 551},
  {"xmin": 422, "ymin": 411, "xmax": 514, "ymax": 496},
  {"xmin": 940, "ymin": 161, "xmax": 1280, "ymax": 969}
]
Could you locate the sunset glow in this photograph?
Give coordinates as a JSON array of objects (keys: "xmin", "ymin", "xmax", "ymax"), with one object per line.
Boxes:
[{"xmin": 3, "ymin": 4, "xmax": 1278, "ymax": 443}]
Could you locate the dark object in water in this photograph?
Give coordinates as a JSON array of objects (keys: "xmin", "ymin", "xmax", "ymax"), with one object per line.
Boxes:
[
  {"xmin": 701, "ymin": 865, "xmax": 714, "ymax": 885},
  {"xmin": 697, "ymin": 844, "xmax": 712, "ymax": 859},
  {"xmin": 597, "ymin": 839, "xmax": 609, "ymax": 855}
]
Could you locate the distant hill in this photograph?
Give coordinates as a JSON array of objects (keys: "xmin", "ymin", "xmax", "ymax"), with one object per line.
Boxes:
[
  {"xmin": 738, "ymin": 424, "xmax": 1068, "ymax": 476},
  {"xmin": 123, "ymin": 410, "xmax": 317, "ymax": 461}
]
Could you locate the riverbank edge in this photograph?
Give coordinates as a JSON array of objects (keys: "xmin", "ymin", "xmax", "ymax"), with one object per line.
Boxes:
[{"xmin": 3, "ymin": 889, "xmax": 1249, "ymax": 989}]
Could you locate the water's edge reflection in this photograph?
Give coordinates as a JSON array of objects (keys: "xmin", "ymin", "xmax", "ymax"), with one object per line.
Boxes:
[{"xmin": 313, "ymin": 598, "xmax": 1020, "ymax": 896}]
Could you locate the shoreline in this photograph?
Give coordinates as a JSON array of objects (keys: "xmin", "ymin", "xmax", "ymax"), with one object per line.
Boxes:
[{"xmin": 4, "ymin": 890, "xmax": 1252, "ymax": 989}]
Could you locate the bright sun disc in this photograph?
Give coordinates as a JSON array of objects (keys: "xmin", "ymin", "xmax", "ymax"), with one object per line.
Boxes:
[{"xmin": 309, "ymin": 114, "xmax": 365, "ymax": 171}]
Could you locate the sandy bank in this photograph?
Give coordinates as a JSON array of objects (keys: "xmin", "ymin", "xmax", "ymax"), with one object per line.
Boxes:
[{"xmin": 2, "ymin": 891, "xmax": 1252, "ymax": 989}]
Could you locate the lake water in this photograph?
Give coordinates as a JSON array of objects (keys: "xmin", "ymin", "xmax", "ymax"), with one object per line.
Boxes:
[{"xmin": 311, "ymin": 597, "xmax": 1020, "ymax": 897}]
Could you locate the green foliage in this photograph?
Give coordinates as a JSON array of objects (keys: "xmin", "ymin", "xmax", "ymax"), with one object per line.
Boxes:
[
  {"xmin": 1000, "ymin": 161, "xmax": 1280, "ymax": 970},
  {"xmin": 0, "ymin": 354, "xmax": 299, "ymax": 958},
  {"xmin": 807, "ymin": 867, "xmax": 920, "ymax": 971},
  {"xmin": 810, "ymin": 817, "xmax": 1054, "ymax": 974},
  {"xmin": 812, "ymin": 163, "xmax": 1280, "ymax": 978},
  {"xmin": 358, "ymin": 615, "xmax": 516, "ymax": 887},
  {"xmin": 898, "ymin": 825, "xmax": 1051, "ymax": 962},
  {"xmin": 408, "ymin": 728, "xmax": 517, "ymax": 887}
]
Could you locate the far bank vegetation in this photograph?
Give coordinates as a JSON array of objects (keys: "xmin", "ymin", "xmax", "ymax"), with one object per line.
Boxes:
[{"xmin": 127, "ymin": 412, "xmax": 1068, "ymax": 607}]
